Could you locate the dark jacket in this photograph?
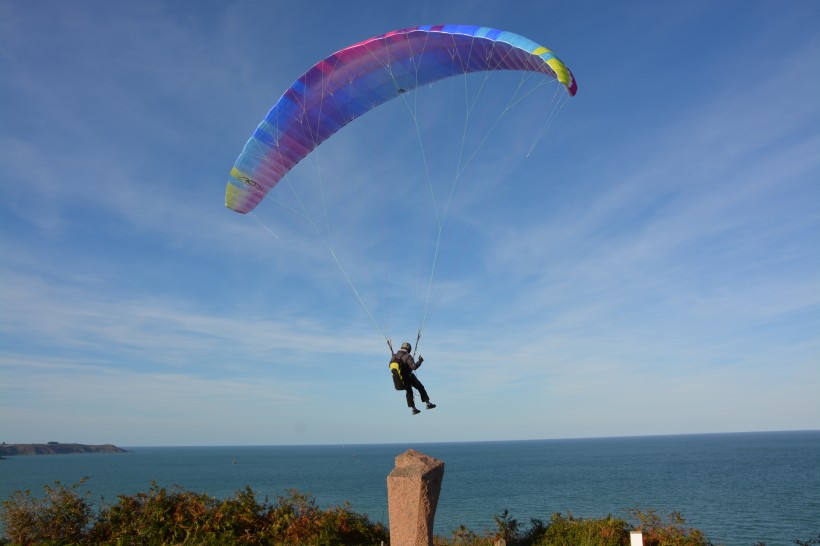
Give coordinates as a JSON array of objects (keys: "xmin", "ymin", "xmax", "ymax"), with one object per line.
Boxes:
[{"xmin": 394, "ymin": 350, "xmax": 421, "ymax": 377}]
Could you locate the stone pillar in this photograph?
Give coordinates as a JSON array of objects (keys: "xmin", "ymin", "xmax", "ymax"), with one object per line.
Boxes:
[{"xmin": 387, "ymin": 449, "xmax": 445, "ymax": 546}]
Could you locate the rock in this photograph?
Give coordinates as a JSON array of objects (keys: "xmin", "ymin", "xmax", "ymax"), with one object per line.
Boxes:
[{"xmin": 387, "ymin": 448, "xmax": 445, "ymax": 546}]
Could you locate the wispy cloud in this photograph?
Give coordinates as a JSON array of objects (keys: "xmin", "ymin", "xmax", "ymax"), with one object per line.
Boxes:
[{"xmin": 1, "ymin": 1, "xmax": 818, "ymax": 444}]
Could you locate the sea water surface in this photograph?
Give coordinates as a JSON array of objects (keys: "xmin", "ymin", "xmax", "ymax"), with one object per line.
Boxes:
[{"xmin": 1, "ymin": 431, "xmax": 818, "ymax": 545}]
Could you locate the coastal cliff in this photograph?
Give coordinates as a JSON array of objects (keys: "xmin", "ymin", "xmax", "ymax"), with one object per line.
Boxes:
[{"xmin": 0, "ymin": 443, "xmax": 127, "ymax": 456}]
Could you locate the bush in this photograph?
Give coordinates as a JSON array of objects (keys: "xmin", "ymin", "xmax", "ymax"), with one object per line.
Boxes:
[
  {"xmin": 2, "ymin": 481, "xmax": 388, "ymax": 545},
  {"xmin": 627, "ymin": 509, "xmax": 710, "ymax": 546},
  {"xmin": 261, "ymin": 489, "xmax": 388, "ymax": 545},
  {"xmin": 538, "ymin": 512, "xmax": 627, "ymax": 546},
  {"xmin": 89, "ymin": 482, "xmax": 265, "ymax": 544},
  {"xmin": 0, "ymin": 478, "xmax": 93, "ymax": 545},
  {"xmin": 434, "ymin": 511, "xmax": 622, "ymax": 546},
  {"xmin": 433, "ymin": 509, "xmax": 718, "ymax": 546}
]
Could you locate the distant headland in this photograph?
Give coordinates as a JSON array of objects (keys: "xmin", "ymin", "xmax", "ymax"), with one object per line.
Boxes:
[{"xmin": 0, "ymin": 442, "xmax": 128, "ymax": 456}]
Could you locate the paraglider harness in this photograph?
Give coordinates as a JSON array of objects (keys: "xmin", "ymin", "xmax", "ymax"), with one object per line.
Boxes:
[{"xmin": 389, "ymin": 358, "xmax": 405, "ymax": 390}]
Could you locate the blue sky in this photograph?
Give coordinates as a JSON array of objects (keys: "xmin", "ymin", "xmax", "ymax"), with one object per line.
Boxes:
[{"xmin": 1, "ymin": 0, "xmax": 818, "ymax": 446}]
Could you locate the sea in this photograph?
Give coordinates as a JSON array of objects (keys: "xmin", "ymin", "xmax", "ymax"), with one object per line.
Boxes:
[{"xmin": 1, "ymin": 431, "xmax": 818, "ymax": 545}]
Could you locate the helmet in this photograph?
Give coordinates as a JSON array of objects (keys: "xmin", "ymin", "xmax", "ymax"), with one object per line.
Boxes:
[{"xmin": 400, "ymin": 342, "xmax": 412, "ymax": 352}]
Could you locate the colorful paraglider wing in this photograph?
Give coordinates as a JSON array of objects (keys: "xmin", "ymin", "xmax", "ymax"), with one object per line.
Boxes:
[{"xmin": 226, "ymin": 25, "xmax": 577, "ymax": 214}]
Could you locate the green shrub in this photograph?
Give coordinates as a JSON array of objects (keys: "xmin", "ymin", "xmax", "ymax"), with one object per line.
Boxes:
[
  {"xmin": 537, "ymin": 512, "xmax": 627, "ymax": 546},
  {"xmin": 2, "ymin": 481, "xmax": 388, "ymax": 545},
  {"xmin": 0, "ymin": 478, "xmax": 93, "ymax": 545},
  {"xmin": 437, "ymin": 524, "xmax": 483, "ymax": 545},
  {"xmin": 435, "ymin": 511, "xmax": 622, "ymax": 546},
  {"xmin": 627, "ymin": 509, "xmax": 710, "ymax": 546},
  {"xmin": 433, "ymin": 509, "xmax": 716, "ymax": 546},
  {"xmin": 89, "ymin": 482, "xmax": 261, "ymax": 544},
  {"xmin": 261, "ymin": 488, "xmax": 388, "ymax": 545}
]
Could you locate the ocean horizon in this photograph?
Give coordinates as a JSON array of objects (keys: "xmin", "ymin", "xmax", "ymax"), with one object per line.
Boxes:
[{"xmin": 2, "ymin": 430, "xmax": 818, "ymax": 545}]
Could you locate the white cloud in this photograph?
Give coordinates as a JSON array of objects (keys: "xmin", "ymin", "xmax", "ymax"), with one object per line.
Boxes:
[{"xmin": 1, "ymin": 1, "xmax": 818, "ymax": 445}]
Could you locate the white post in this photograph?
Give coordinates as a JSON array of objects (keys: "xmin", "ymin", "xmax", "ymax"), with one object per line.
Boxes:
[{"xmin": 630, "ymin": 531, "xmax": 643, "ymax": 546}]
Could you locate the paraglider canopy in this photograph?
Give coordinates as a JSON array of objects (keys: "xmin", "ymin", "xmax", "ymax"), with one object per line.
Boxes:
[{"xmin": 225, "ymin": 25, "xmax": 577, "ymax": 215}]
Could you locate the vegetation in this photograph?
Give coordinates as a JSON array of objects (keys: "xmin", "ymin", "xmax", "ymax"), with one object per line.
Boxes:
[
  {"xmin": 625, "ymin": 508, "xmax": 710, "ymax": 546},
  {"xmin": 1, "ymin": 480, "xmax": 817, "ymax": 545},
  {"xmin": 1, "ymin": 480, "xmax": 386, "ymax": 545},
  {"xmin": 433, "ymin": 509, "xmax": 706, "ymax": 546}
]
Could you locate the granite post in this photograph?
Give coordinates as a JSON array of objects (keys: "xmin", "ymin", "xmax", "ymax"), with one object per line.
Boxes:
[{"xmin": 387, "ymin": 449, "xmax": 445, "ymax": 546}]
